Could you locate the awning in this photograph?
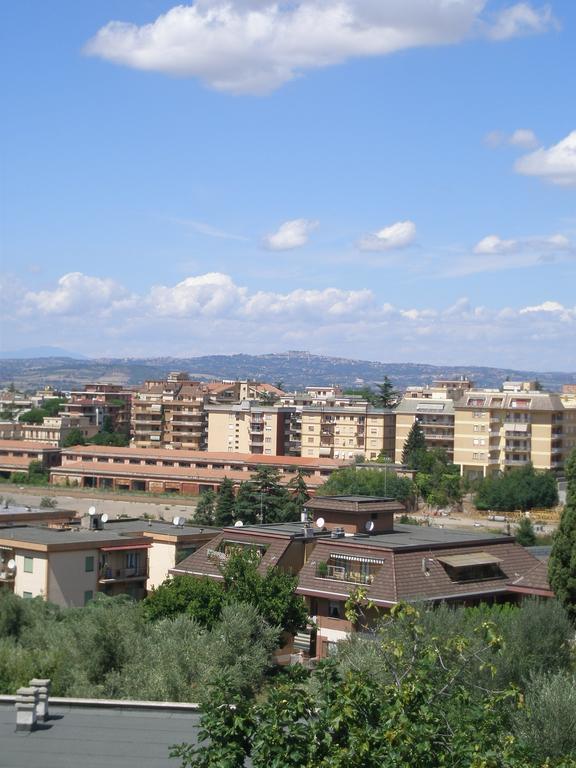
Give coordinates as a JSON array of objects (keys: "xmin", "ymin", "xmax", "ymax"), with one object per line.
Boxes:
[
  {"xmin": 330, "ymin": 553, "xmax": 385, "ymax": 565},
  {"xmin": 437, "ymin": 552, "xmax": 502, "ymax": 568},
  {"xmin": 100, "ymin": 543, "xmax": 152, "ymax": 552}
]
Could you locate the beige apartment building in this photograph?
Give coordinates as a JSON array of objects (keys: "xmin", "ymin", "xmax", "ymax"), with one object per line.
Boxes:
[
  {"xmin": 300, "ymin": 405, "xmax": 395, "ymax": 461},
  {"xmin": 394, "ymin": 396, "xmax": 455, "ymax": 463},
  {"xmin": 206, "ymin": 401, "xmax": 293, "ymax": 455},
  {"xmin": 19, "ymin": 414, "xmax": 98, "ymax": 447},
  {"xmin": 453, "ymin": 389, "xmax": 575, "ymax": 478}
]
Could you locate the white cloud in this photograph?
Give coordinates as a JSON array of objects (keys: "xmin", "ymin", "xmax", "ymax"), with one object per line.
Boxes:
[
  {"xmin": 23, "ymin": 273, "xmax": 129, "ymax": 316},
  {"xmin": 486, "ymin": 2, "xmax": 556, "ymax": 41},
  {"xmin": 515, "ymin": 130, "xmax": 576, "ymax": 187},
  {"xmin": 85, "ymin": 1, "xmax": 555, "ymax": 95},
  {"xmin": 473, "ymin": 232, "xmax": 570, "ymax": 255},
  {"xmin": 7, "ymin": 272, "xmax": 576, "ymax": 368},
  {"xmin": 484, "ymin": 128, "xmax": 538, "ymax": 148},
  {"xmin": 148, "ymin": 272, "xmax": 247, "ymax": 317},
  {"xmin": 263, "ymin": 219, "xmax": 318, "ymax": 251},
  {"xmin": 358, "ymin": 220, "xmax": 416, "ymax": 252}
]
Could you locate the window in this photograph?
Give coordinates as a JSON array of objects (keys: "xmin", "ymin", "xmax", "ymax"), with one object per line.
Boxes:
[
  {"xmin": 84, "ymin": 590, "xmax": 94, "ymax": 605},
  {"xmin": 23, "ymin": 591, "xmax": 32, "ymax": 599},
  {"xmin": 24, "ymin": 556, "xmax": 33, "ymax": 573},
  {"xmin": 85, "ymin": 556, "xmax": 94, "ymax": 572}
]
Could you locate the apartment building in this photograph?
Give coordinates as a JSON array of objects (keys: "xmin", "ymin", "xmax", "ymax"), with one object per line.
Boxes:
[
  {"xmin": 395, "ymin": 395, "xmax": 456, "ymax": 463},
  {"xmin": 18, "ymin": 414, "xmax": 98, "ymax": 447},
  {"xmin": 453, "ymin": 389, "xmax": 575, "ymax": 478},
  {"xmin": 0, "ymin": 440, "xmax": 62, "ymax": 478},
  {"xmin": 300, "ymin": 404, "xmax": 395, "ymax": 461},
  {"xmin": 174, "ymin": 495, "xmax": 551, "ymax": 659},
  {"xmin": 63, "ymin": 384, "xmax": 132, "ymax": 436},
  {"xmin": 206, "ymin": 401, "xmax": 293, "ymax": 455}
]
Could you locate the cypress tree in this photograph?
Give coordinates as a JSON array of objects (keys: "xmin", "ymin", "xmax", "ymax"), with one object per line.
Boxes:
[
  {"xmin": 214, "ymin": 477, "xmax": 236, "ymax": 527},
  {"xmin": 548, "ymin": 448, "xmax": 576, "ymax": 618},
  {"xmin": 515, "ymin": 516, "xmax": 537, "ymax": 547},
  {"xmin": 401, "ymin": 420, "xmax": 427, "ymax": 468},
  {"xmin": 194, "ymin": 490, "xmax": 216, "ymax": 526}
]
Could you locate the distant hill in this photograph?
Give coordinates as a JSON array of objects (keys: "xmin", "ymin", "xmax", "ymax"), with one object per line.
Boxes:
[
  {"xmin": 1, "ymin": 351, "xmax": 574, "ymax": 392},
  {"xmin": 0, "ymin": 346, "xmax": 87, "ymax": 360}
]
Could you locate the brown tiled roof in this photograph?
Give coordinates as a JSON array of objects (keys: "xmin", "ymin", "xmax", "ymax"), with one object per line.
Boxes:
[
  {"xmin": 0, "ymin": 440, "xmax": 60, "ymax": 453},
  {"xmin": 306, "ymin": 496, "xmax": 404, "ymax": 514},
  {"xmin": 51, "ymin": 461, "xmax": 327, "ymax": 487},
  {"xmin": 61, "ymin": 445, "xmax": 348, "ymax": 468},
  {"xmin": 171, "ymin": 530, "xmax": 294, "ymax": 579},
  {"xmin": 296, "ymin": 540, "xmax": 550, "ymax": 604},
  {"xmin": 508, "ymin": 559, "xmax": 553, "ymax": 595}
]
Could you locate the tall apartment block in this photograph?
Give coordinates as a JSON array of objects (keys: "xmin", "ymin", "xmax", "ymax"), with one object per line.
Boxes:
[
  {"xmin": 63, "ymin": 384, "xmax": 132, "ymax": 436},
  {"xmin": 453, "ymin": 389, "xmax": 576, "ymax": 478},
  {"xmin": 300, "ymin": 404, "xmax": 395, "ymax": 461},
  {"xmin": 206, "ymin": 402, "xmax": 293, "ymax": 455}
]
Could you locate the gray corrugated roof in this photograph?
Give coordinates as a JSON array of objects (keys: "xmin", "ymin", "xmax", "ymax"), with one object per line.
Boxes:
[{"xmin": 0, "ymin": 703, "xmax": 200, "ymax": 768}]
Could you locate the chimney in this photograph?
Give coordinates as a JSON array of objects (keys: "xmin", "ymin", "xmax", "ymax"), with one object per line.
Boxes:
[
  {"xmin": 29, "ymin": 678, "xmax": 51, "ymax": 722},
  {"xmin": 15, "ymin": 687, "xmax": 39, "ymax": 732}
]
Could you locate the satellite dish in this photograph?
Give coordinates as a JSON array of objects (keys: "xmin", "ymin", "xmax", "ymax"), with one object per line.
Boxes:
[
  {"xmin": 315, "ymin": 517, "xmax": 325, "ymax": 529},
  {"xmin": 7, "ymin": 559, "xmax": 16, "ymax": 571},
  {"xmin": 88, "ymin": 506, "xmax": 96, "ymax": 516},
  {"xmin": 173, "ymin": 516, "xmax": 182, "ymax": 527},
  {"xmin": 365, "ymin": 520, "xmax": 375, "ymax": 532},
  {"xmin": 234, "ymin": 520, "xmax": 244, "ymax": 527},
  {"xmin": 101, "ymin": 513, "xmax": 109, "ymax": 524}
]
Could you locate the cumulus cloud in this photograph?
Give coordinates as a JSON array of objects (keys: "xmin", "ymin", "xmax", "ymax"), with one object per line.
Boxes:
[
  {"xmin": 515, "ymin": 130, "xmax": 576, "ymax": 187},
  {"xmin": 85, "ymin": 1, "xmax": 555, "ymax": 95},
  {"xmin": 263, "ymin": 219, "xmax": 318, "ymax": 251},
  {"xmin": 23, "ymin": 273, "xmax": 130, "ymax": 316},
  {"xmin": 486, "ymin": 2, "xmax": 556, "ymax": 41},
  {"xmin": 473, "ymin": 232, "xmax": 571, "ymax": 255},
  {"xmin": 7, "ymin": 271, "xmax": 576, "ymax": 368},
  {"xmin": 358, "ymin": 220, "xmax": 416, "ymax": 252}
]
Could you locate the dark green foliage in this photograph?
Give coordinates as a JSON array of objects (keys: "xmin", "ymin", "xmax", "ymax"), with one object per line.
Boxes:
[
  {"xmin": 87, "ymin": 431, "xmax": 130, "ymax": 446},
  {"xmin": 144, "ymin": 576, "xmax": 225, "ymax": 627},
  {"xmin": 549, "ymin": 448, "xmax": 576, "ymax": 618},
  {"xmin": 233, "ymin": 481, "xmax": 260, "ymax": 524},
  {"xmin": 401, "ymin": 420, "xmax": 427, "ymax": 468},
  {"xmin": 475, "ymin": 464, "xmax": 558, "ymax": 512},
  {"xmin": 515, "ymin": 516, "xmax": 537, "ymax": 546},
  {"xmin": 214, "ymin": 478, "xmax": 235, "ymax": 527},
  {"xmin": 372, "ymin": 376, "xmax": 399, "ymax": 408},
  {"xmin": 287, "ymin": 469, "xmax": 311, "ymax": 516},
  {"xmin": 18, "ymin": 408, "xmax": 46, "ymax": 424},
  {"xmin": 174, "ymin": 604, "xmax": 541, "ymax": 768},
  {"xmin": 249, "ymin": 467, "xmax": 298, "ymax": 523},
  {"xmin": 18, "ymin": 398, "xmax": 66, "ymax": 424},
  {"xmin": 194, "ymin": 490, "xmax": 216, "ymax": 526},
  {"xmin": 61, "ymin": 428, "xmax": 87, "ymax": 447},
  {"xmin": 316, "ymin": 467, "xmax": 415, "ymax": 504}
]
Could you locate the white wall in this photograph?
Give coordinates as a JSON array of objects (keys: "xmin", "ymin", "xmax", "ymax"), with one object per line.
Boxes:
[
  {"xmin": 147, "ymin": 542, "xmax": 175, "ymax": 590},
  {"xmin": 14, "ymin": 551, "xmax": 48, "ymax": 599}
]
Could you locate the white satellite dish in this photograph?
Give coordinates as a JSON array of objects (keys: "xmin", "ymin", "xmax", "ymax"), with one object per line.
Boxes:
[
  {"xmin": 365, "ymin": 520, "xmax": 375, "ymax": 532},
  {"xmin": 88, "ymin": 506, "xmax": 96, "ymax": 516},
  {"xmin": 315, "ymin": 517, "xmax": 325, "ymax": 529},
  {"xmin": 7, "ymin": 559, "xmax": 16, "ymax": 571},
  {"xmin": 101, "ymin": 513, "xmax": 109, "ymax": 524},
  {"xmin": 173, "ymin": 516, "xmax": 182, "ymax": 527},
  {"xmin": 234, "ymin": 520, "xmax": 244, "ymax": 527}
]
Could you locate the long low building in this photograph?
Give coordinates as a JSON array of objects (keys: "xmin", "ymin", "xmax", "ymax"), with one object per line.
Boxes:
[
  {"xmin": 50, "ymin": 445, "xmax": 350, "ymax": 494},
  {"xmin": 0, "ymin": 440, "xmax": 62, "ymax": 476}
]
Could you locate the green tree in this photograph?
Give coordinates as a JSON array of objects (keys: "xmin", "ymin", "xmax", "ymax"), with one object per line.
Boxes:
[
  {"xmin": 476, "ymin": 464, "xmax": 558, "ymax": 512},
  {"xmin": 144, "ymin": 576, "xmax": 225, "ymax": 628},
  {"xmin": 548, "ymin": 448, "xmax": 576, "ymax": 618},
  {"xmin": 287, "ymin": 469, "xmax": 311, "ymax": 517},
  {"xmin": 214, "ymin": 478, "xmax": 236, "ymax": 527},
  {"xmin": 61, "ymin": 428, "xmax": 86, "ymax": 447},
  {"xmin": 515, "ymin": 516, "xmax": 537, "ymax": 547},
  {"xmin": 18, "ymin": 408, "xmax": 46, "ymax": 424},
  {"xmin": 249, "ymin": 467, "xmax": 295, "ymax": 523},
  {"xmin": 194, "ymin": 490, "xmax": 216, "ymax": 526},
  {"xmin": 317, "ymin": 467, "xmax": 415, "ymax": 505},
  {"xmin": 373, "ymin": 376, "xmax": 399, "ymax": 408},
  {"xmin": 41, "ymin": 398, "xmax": 67, "ymax": 417},
  {"xmin": 401, "ymin": 420, "xmax": 427, "ymax": 468}
]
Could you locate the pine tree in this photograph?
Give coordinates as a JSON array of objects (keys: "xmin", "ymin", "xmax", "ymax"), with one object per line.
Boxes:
[
  {"xmin": 194, "ymin": 490, "xmax": 216, "ymax": 526},
  {"xmin": 515, "ymin": 516, "xmax": 537, "ymax": 547},
  {"xmin": 214, "ymin": 477, "xmax": 236, "ymax": 527},
  {"xmin": 548, "ymin": 448, "xmax": 576, "ymax": 618},
  {"xmin": 373, "ymin": 376, "xmax": 399, "ymax": 408},
  {"xmin": 234, "ymin": 481, "xmax": 260, "ymax": 525},
  {"xmin": 288, "ymin": 469, "xmax": 311, "ymax": 517},
  {"xmin": 401, "ymin": 420, "xmax": 427, "ymax": 468}
]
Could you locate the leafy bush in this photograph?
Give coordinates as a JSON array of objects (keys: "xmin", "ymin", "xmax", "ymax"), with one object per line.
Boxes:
[{"xmin": 475, "ymin": 464, "xmax": 558, "ymax": 512}]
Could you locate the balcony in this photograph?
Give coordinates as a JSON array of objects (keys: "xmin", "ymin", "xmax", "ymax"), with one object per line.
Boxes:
[
  {"xmin": 98, "ymin": 567, "xmax": 148, "ymax": 583},
  {"xmin": 316, "ymin": 564, "xmax": 374, "ymax": 585}
]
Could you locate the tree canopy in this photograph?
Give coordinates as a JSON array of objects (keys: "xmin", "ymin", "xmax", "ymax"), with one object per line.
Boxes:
[
  {"xmin": 475, "ymin": 464, "xmax": 558, "ymax": 512},
  {"xmin": 548, "ymin": 448, "xmax": 576, "ymax": 618}
]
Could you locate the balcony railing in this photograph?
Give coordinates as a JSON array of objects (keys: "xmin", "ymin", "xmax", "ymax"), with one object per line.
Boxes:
[
  {"xmin": 316, "ymin": 564, "xmax": 374, "ymax": 585},
  {"xmin": 99, "ymin": 567, "xmax": 148, "ymax": 582}
]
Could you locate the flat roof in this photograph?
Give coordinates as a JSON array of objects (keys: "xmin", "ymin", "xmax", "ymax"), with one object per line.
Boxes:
[
  {"xmin": 105, "ymin": 519, "xmax": 220, "ymax": 537},
  {"xmin": 0, "ymin": 526, "xmax": 145, "ymax": 549},
  {"xmin": 0, "ymin": 702, "xmax": 200, "ymax": 768},
  {"xmin": 0, "ymin": 440, "xmax": 61, "ymax": 452}
]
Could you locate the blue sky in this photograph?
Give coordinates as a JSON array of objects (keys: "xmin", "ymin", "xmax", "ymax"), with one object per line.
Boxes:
[{"xmin": 1, "ymin": 0, "xmax": 575, "ymax": 369}]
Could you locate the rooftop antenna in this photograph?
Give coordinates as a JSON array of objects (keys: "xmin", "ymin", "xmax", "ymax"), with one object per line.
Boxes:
[
  {"xmin": 315, "ymin": 517, "xmax": 325, "ymax": 529},
  {"xmin": 88, "ymin": 506, "xmax": 96, "ymax": 517},
  {"xmin": 234, "ymin": 520, "xmax": 244, "ymax": 527},
  {"xmin": 101, "ymin": 513, "xmax": 109, "ymax": 525},
  {"xmin": 6, "ymin": 559, "xmax": 16, "ymax": 572},
  {"xmin": 365, "ymin": 520, "xmax": 375, "ymax": 533}
]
